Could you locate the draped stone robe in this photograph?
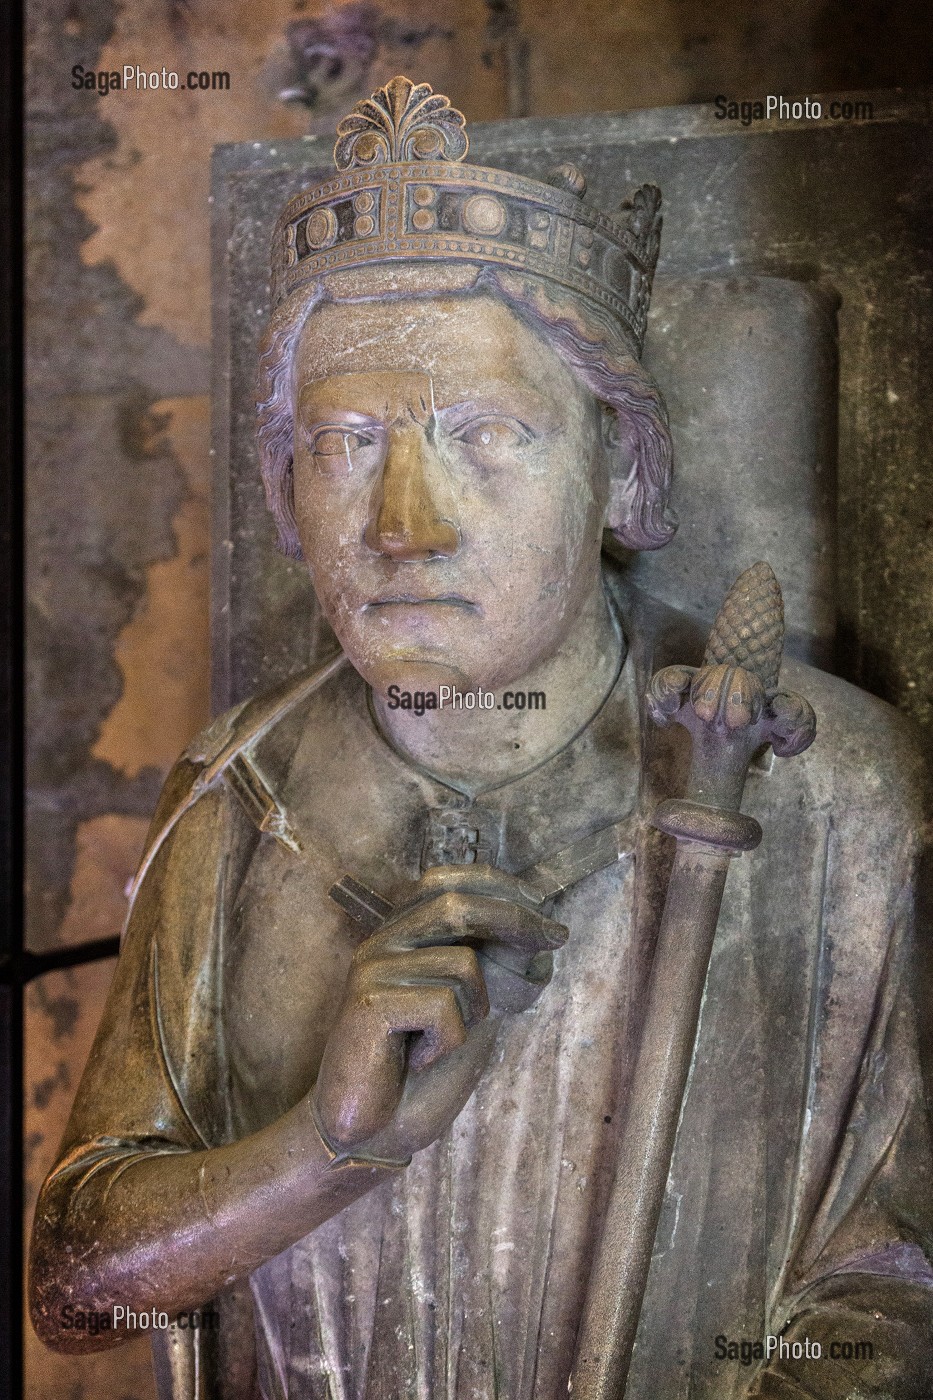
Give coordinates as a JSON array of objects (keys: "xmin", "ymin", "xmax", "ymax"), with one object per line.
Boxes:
[{"xmin": 41, "ymin": 579, "xmax": 933, "ymax": 1399}]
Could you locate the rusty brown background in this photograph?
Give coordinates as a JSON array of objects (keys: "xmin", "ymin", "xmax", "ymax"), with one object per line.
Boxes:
[{"xmin": 25, "ymin": 2, "xmax": 933, "ymax": 1395}]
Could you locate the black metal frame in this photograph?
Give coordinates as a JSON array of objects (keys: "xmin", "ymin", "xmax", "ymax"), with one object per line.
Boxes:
[{"xmin": 2, "ymin": 3, "xmax": 25, "ymax": 1394}]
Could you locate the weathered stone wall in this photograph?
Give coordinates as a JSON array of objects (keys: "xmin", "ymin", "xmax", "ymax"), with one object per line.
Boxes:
[{"xmin": 25, "ymin": 3, "xmax": 933, "ymax": 1397}]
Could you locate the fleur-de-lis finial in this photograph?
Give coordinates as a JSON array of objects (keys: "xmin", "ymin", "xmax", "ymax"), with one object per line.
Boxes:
[{"xmin": 333, "ymin": 75, "xmax": 468, "ymax": 170}]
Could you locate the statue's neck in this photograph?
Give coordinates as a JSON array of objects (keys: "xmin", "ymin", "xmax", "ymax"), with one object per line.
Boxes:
[{"xmin": 369, "ymin": 581, "xmax": 625, "ymax": 799}]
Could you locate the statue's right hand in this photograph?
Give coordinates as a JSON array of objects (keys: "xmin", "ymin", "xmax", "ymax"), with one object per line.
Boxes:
[{"xmin": 310, "ymin": 867, "xmax": 567, "ymax": 1159}]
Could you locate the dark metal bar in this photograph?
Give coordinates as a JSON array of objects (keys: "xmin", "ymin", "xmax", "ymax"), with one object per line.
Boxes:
[
  {"xmin": 0, "ymin": 937, "xmax": 123, "ymax": 987},
  {"xmin": 3, "ymin": 0, "xmax": 26, "ymax": 1393}
]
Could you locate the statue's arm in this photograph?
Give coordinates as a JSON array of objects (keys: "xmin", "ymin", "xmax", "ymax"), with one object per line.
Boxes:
[
  {"xmin": 30, "ymin": 1085, "xmax": 400, "ymax": 1355},
  {"xmin": 29, "ymin": 760, "xmax": 564, "ymax": 1354},
  {"xmin": 28, "ymin": 776, "xmax": 404, "ymax": 1354}
]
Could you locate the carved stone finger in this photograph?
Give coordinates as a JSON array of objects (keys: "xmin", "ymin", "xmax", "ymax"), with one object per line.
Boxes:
[
  {"xmin": 412, "ymin": 862, "xmax": 547, "ymax": 909},
  {"xmin": 379, "ymin": 982, "xmax": 468, "ymax": 1072},
  {"xmin": 364, "ymin": 944, "xmax": 490, "ymax": 1027},
  {"xmin": 361, "ymin": 890, "xmax": 569, "ymax": 959},
  {"xmin": 314, "ymin": 1002, "xmax": 408, "ymax": 1146},
  {"xmin": 315, "ymin": 980, "xmax": 469, "ymax": 1145},
  {"xmin": 360, "ymin": 1018, "xmax": 502, "ymax": 1164}
]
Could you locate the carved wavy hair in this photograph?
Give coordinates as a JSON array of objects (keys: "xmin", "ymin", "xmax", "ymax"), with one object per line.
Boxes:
[{"xmin": 256, "ymin": 271, "xmax": 676, "ymax": 560}]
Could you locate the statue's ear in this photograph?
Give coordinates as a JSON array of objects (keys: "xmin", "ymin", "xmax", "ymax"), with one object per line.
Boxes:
[{"xmin": 601, "ymin": 406, "xmax": 640, "ymax": 538}]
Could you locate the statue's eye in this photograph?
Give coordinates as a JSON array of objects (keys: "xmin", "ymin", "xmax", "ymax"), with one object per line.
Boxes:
[
  {"xmin": 310, "ymin": 427, "xmax": 374, "ymax": 456},
  {"xmin": 451, "ymin": 417, "xmax": 531, "ymax": 452}
]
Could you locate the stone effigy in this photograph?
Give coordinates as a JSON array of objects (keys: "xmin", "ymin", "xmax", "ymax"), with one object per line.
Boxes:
[{"xmin": 31, "ymin": 78, "xmax": 933, "ymax": 1399}]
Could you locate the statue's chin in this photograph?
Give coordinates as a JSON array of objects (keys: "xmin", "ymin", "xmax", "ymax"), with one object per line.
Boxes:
[
  {"xmin": 333, "ymin": 616, "xmax": 558, "ymax": 699},
  {"xmin": 341, "ymin": 632, "xmax": 557, "ymax": 700},
  {"xmin": 360, "ymin": 657, "xmax": 479, "ymax": 701}
]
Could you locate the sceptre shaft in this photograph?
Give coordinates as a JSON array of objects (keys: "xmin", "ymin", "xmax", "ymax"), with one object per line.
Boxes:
[{"xmin": 570, "ymin": 562, "xmax": 816, "ymax": 1399}]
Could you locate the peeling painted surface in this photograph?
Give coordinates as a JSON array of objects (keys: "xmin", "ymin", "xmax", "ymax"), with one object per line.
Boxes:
[
  {"xmin": 24, "ymin": 2, "xmax": 468, "ymax": 1387},
  {"xmin": 26, "ymin": 4, "xmax": 219, "ymax": 1389},
  {"xmin": 26, "ymin": 390, "xmax": 186, "ymax": 951},
  {"xmin": 93, "ymin": 397, "xmax": 211, "ymax": 776},
  {"xmin": 75, "ymin": 0, "xmax": 457, "ymax": 347},
  {"xmin": 56, "ymin": 814, "xmax": 152, "ymax": 948}
]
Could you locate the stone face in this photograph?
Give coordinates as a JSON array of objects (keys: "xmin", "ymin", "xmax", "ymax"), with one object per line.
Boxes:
[
  {"xmin": 213, "ymin": 94, "xmax": 932, "ymax": 732},
  {"xmin": 25, "ymin": 0, "xmax": 933, "ymax": 1005}
]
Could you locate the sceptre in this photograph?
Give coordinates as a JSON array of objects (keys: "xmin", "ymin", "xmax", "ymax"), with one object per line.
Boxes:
[{"xmin": 570, "ymin": 561, "xmax": 817, "ymax": 1398}]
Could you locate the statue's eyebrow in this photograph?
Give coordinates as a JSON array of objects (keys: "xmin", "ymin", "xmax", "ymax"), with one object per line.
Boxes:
[
  {"xmin": 435, "ymin": 386, "xmax": 555, "ymax": 425},
  {"xmin": 296, "ymin": 372, "xmax": 434, "ymax": 419},
  {"xmin": 297, "ymin": 373, "xmax": 554, "ymax": 430}
]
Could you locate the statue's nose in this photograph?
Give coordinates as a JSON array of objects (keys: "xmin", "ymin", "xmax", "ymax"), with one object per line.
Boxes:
[{"xmin": 364, "ymin": 421, "xmax": 460, "ymax": 560}]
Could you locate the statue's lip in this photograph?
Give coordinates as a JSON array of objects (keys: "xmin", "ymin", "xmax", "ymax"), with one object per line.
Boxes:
[{"xmin": 364, "ymin": 594, "xmax": 478, "ymax": 611}]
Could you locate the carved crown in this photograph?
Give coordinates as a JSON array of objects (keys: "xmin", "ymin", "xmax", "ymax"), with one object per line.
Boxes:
[{"xmin": 272, "ymin": 76, "xmax": 663, "ymax": 358}]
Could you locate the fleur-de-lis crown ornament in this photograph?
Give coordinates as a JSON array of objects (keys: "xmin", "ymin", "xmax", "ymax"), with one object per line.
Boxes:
[
  {"xmin": 272, "ymin": 76, "xmax": 663, "ymax": 359},
  {"xmin": 333, "ymin": 76, "xmax": 468, "ymax": 168}
]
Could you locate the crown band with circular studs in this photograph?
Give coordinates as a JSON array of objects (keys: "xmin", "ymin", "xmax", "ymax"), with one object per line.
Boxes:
[{"xmin": 271, "ymin": 77, "xmax": 662, "ymax": 359}]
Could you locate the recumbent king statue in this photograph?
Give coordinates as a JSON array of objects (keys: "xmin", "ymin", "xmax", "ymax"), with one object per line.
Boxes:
[{"xmin": 30, "ymin": 78, "xmax": 933, "ymax": 1399}]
